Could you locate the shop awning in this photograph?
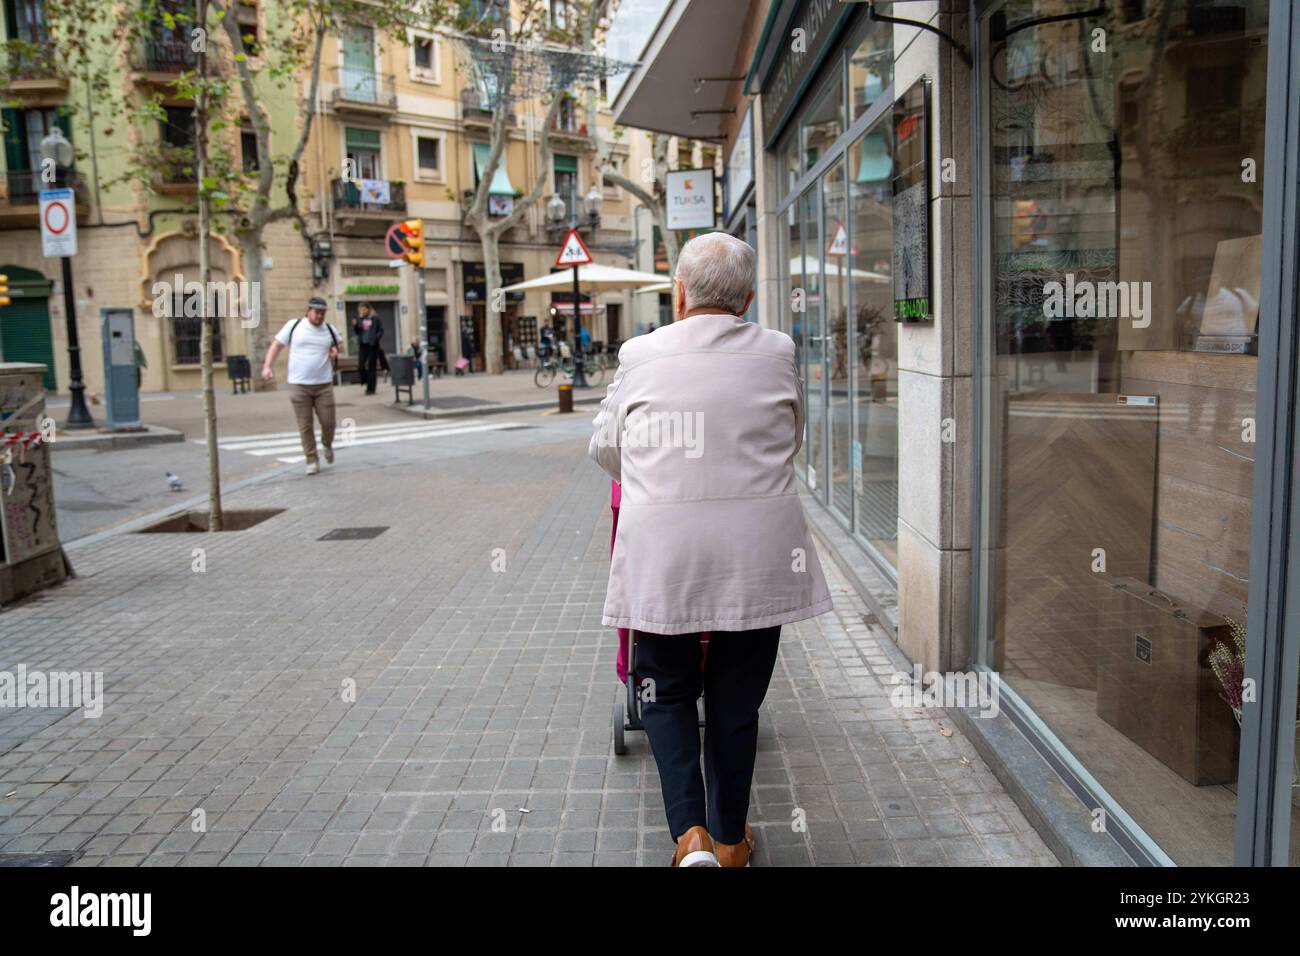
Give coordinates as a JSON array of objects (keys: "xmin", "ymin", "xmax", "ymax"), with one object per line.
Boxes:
[
  {"xmin": 472, "ymin": 143, "xmax": 515, "ymax": 196},
  {"xmin": 610, "ymin": 0, "xmax": 754, "ymax": 139}
]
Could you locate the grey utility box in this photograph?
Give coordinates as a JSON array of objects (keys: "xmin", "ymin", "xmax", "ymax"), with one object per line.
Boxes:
[{"xmin": 100, "ymin": 308, "xmax": 141, "ymax": 429}]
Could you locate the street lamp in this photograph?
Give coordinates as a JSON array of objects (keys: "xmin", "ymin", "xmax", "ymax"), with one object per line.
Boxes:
[
  {"xmin": 546, "ymin": 192, "xmax": 567, "ymax": 225},
  {"xmin": 40, "ymin": 127, "xmax": 94, "ymax": 429},
  {"xmin": 584, "ymin": 184, "xmax": 603, "ymax": 222}
]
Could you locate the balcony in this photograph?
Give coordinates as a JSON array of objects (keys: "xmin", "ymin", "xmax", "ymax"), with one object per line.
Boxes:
[
  {"xmin": 330, "ymin": 67, "xmax": 397, "ymax": 115},
  {"xmin": 332, "ymin": 178, "xmax": 406, "ymax": 218},
  {"xmin": 548, "ymin": 114, "xmax": 590, "ymax": 146},
  {"xmin": 150, "ymin": 145, "xmax": 198, "ymax": 196},
  {"xmin": 0, "ymin": 169, "xmax": 90, "ymax": 228},
  {"xmin": 130, "ymin": 36, "xmax": 219, "ymax": 88},
  {"xmin": 1, "ymin": 40, "xmax": 69, "ymax": 101},
  {"xmin": 460, "ymin": 89, "xmax": 515, "ymax": 128}
]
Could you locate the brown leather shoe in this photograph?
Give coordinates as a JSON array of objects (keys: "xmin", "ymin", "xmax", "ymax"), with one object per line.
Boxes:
[
  {"xmin": 671, "ymin": 825, "xmax": 719, "ymax": 867},
  {"xmin": 713, "ymin": 823, "xmax": 755, "ymax": 867}
]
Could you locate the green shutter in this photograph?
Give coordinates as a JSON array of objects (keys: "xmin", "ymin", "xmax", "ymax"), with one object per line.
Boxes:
[
  {"xmin": 553, "ymin": 154, "xmax": 577, "ymax": 174},
  {"xmin": 0, "ymin": 294, "xmax": 56, "ymax": 390},
  {"xmin": 2, "ymin": 107, "xmax": 26, "ymax": 172},
  {"xmin": 345, "ymin": 127, "xmax": 381, "ymax": 150}
]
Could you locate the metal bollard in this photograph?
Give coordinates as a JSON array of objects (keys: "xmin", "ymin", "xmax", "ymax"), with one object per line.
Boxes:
[{"xmin": 557, "ymin": 382, "xmax": 574, "ymax": 413}]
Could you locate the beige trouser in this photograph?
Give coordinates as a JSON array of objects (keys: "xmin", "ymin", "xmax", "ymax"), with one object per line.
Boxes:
[{"xmin": 288, "ymin": 382, "xmax": 336, "ymax": 462}]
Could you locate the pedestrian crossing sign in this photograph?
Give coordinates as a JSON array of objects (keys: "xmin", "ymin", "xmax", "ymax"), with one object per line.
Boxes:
[{"xmin": 555, "ymin": 228, "xmax": 593, "ymax": 267}]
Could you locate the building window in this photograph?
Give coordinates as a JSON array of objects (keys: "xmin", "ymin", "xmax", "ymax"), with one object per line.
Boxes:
[
  {"xmin": 236, "ymin": 1, "xmax": 259, "ymax": 57},
  {"xmin": 553, "ymin": 154, "xmax": 578, "ymax": 219},
  {"xmin": 159, "ymin": 106, "xmax": 196, "ymax": 182},
  {"xmin": 344, "ymin": 126, "xmax": 381, "ymax": 179},
  {"xmin": 413, "ymin": 131, "xmax": 443, "ymax": 181},
  {"xmin": 978, "ymin": 0, "xmax": 1273, "ymax": 867},
  {"xmin": 173, "ymin": 318, "xmax": 224, "ymax": 366},
  {"xmin": 603, "ymin": 155, "xmax": 623, "ymax": 198},
  {"xmin": 241, "ymin": 128, "xmax": 259, "ymax": 172},
  {"xmin": 409, "ymin": 31, "xmax": 440, "ymax": 83},
  {"xmin": 550, "ymin": 0, "xmax": 571, "ymax": 30}
]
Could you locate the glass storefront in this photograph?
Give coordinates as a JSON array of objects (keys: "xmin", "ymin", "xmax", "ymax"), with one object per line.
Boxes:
[
  {"xmin": 770, "ymin": 11, "xmax": 899, "ymax": 573},
  {"xmin": 975, "ymin": 0, "xmax": 1279, "ymax": 865}
]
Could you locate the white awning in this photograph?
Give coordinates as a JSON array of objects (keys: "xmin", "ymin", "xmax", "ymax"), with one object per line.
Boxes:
[{"xmin": 610, "ymin": 0, "xmax": 753, "ymax": 139}]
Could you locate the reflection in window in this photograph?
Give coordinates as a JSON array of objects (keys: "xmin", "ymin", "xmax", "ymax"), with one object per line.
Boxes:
[
  {"xmin": 981, "ymin": 0, "xmax": 1271, "ymax": 866},
  {"xmin": 849, "ymin": 120, "xmax": 897, "ymax": 563}
]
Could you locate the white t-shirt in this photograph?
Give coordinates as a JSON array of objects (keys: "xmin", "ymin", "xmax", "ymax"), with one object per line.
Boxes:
[{"xmin": 274, "ymin": 317, "xmax": 339, "ymax": 385}]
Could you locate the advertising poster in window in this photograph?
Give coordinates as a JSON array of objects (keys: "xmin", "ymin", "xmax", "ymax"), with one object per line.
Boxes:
[{"xmin": 891, "ymin": 80, "xmax": 932, "ymax": 322}]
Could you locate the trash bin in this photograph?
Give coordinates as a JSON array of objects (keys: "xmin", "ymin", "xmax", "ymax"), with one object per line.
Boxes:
[
  {"xmin": 388, "ymin": 354, "xmax": 414, "ymax": 405},
  {"xmin": 0, "ymin": 362, "xmax": 68, "ymax": 604},
  {"xmin": 226, "ymin": 354, "xmax": 252, "ymax": 394}
]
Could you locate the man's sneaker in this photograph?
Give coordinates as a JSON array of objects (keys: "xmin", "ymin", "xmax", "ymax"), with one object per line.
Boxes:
[
  {"xmin": 305, "ymin": 461, "xmax": 320, "ymax": 475},
  {"xmin": 322, "ymin": 446, "xmax": 334, "ymax": 464},
  {"xmin": 713, "ymin": 823, "xmax": 755, "ymax": 867},
  {"xmin": 670, "ymin": 826, "xmax": 719, "ymax": 867}
]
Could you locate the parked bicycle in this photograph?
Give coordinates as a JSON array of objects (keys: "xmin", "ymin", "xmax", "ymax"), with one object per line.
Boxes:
[{"xmin": 534, "ymin": 348, "xmax": 605, "ymax": 388}]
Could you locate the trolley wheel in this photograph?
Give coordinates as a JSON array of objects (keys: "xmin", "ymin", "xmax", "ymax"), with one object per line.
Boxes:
[{"xmin": 613, "ymin": 696, "xmax": 627, "ymax": 755}]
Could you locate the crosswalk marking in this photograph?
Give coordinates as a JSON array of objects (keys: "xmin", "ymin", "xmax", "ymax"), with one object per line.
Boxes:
[
  {"xmin": 212, "ymin": 418, "xmax": 482, "ymax": 451},
  {"xmin": 197, "ymin": 418, "xmax": 523, "ymax": 462}
]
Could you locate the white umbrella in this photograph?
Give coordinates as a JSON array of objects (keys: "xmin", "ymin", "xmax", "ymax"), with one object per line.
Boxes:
[
  {"xmin": 635, "ymin": 281, "xmax": 674, "ymax": 295},
  {"xmin": 499, "ymin": 262, "xmax": 668, "ymax": 294},
  {"xmin": 791, "ymin": 255, "xmax": 889, "ymax": 283}
]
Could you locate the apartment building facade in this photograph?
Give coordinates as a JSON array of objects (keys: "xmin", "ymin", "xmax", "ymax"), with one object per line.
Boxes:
[{"xmin": 0, "ymin": 0, "xmax": 638, "ymax": 394}]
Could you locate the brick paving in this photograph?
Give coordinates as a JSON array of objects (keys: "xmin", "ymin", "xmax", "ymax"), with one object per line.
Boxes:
[{"xmin": 0, "ymin": 432, "xmax": 1057, "ymax": 866}]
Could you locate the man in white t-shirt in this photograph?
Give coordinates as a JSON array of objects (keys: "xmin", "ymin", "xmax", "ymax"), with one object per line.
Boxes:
[{"xmin": 262, "ymin": 296, "xmax": 340, "ymax": 475}]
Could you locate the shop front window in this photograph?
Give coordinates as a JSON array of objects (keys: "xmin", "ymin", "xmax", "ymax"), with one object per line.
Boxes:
[
  {"xmin": 978, "ymin": 0, "xmax": 1272, "ymax": 865},
  {"xmin": 801, "ymin": 74, "xmax": 843, "ymax": 172},
  {"xmin": 849, "ymin": 16, "xmax": 892, "ymax": 121},
  {"xmin": 849, "ymin": 117, "xmax": 897, "ymax": 563},
  {"xmin": 824, "ymin": 157, "xmax": 852, "ymax": 523},
  {"xmin": 800, "ymin": 184, "xmax": 824, "ymax": 495}
]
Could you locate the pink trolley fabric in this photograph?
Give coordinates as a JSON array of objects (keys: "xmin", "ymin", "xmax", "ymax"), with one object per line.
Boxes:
[{"xmin": 611, "ymin": 480, "xmax": 707, "ymax": 684}]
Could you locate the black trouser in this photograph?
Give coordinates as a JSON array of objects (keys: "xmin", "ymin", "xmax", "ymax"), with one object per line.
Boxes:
[
  {"xmin": 634, "ymin": 625, "xmax": 781, "ymax": 845},
  {"xmin": 358, "ymin": 344, "xmax": 380, "ymax": 393}
]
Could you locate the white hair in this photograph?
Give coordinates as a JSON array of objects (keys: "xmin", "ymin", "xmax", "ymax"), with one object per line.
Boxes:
[{"xmin": 674, "ymin": 232, "xmax": 755, "ymax": 315}]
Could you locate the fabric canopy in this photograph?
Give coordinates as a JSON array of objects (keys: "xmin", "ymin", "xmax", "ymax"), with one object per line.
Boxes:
[
  {"xmin": 500, "ymin": 262, "xmax": 667, "ymax": 294},
  {"xmin": 472, "ymin": 143, "xmax": 515, "ymax": 196}
]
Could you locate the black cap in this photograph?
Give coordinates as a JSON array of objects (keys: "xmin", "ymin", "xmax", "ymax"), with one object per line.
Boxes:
[{"xmin": 307, "ymin": 296, "xmax": 328, "ymax": 311}]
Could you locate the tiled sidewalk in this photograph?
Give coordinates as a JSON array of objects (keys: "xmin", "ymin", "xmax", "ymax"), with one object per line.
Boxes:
[{"xmin": 0, "ymin": 436, "xmax": 1056, "ymax": 866}]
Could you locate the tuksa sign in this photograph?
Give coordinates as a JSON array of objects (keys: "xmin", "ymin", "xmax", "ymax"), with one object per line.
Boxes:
[{"xmin": 665, "ymin": 169, "xmax": 716, "ymax": 231}]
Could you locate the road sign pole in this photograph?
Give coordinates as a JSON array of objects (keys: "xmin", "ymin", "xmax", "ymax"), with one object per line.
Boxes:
[
  {"xmin": 61, "ymin": 255, "xmax": 94, "ymax": 429},
  {"xmin": 571, "ymin": 263, "xmax": 590, "ymax": 389},
  {"xmin": 418, "ymin": 265, "xmax": 430, "ymax": 411}
]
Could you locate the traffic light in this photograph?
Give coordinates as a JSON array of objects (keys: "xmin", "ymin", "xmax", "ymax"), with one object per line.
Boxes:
[
  {"xmin": 0, "ymin": 274, "xmax": 9, "ymax": 308},
  {"xmin": 398, "ymin": 219, "xmax": 424, "ymax": 268}
]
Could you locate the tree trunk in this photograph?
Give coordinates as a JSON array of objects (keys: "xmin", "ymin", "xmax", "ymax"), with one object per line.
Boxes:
[
  {"xmin": 240, "ymin": 229, "xmax": 273, "ymax": 390},
  {"xmin": 480, "ymin": 224, "xmax": 503, "ymax": 375},
  {"xmin": 196, "ymin": 0, "xmax": 222, "ymax": 531}
]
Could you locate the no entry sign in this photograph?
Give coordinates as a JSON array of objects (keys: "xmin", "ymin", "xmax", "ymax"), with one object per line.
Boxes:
[{"xmin": 40, "ymin": 188, "xmax": 77, "ymax": 257}]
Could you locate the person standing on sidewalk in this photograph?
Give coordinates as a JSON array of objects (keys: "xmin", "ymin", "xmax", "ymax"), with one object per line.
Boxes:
[
  {"xmin": 261, "ymin": 295, "xmax": 340, "ymax": 476},
  {"xmin": 352, "ymin": 302, "xmax": 385, "ymax": 395},
  {"xmin": 589, "ymin": 232, "xmax": 833, "ymax": 867}
]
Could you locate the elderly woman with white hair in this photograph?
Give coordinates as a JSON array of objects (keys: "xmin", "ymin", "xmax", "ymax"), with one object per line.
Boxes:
[{"xmin": 590, "ymin": 232, "xmax": 832, "ymax": 867}]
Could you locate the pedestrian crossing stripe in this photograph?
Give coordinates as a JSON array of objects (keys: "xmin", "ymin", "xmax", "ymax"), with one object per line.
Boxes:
[
  {"xmin": 209, "ymin": 418, "xmax": 482, "ymax": 450},
  {"xmin": 197, "ymin": 418, "xmax": 523, "ymax": 461}
]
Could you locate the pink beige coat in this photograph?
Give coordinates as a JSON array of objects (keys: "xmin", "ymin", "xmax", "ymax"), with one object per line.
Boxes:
[{"xmin": 589, "ymin": 312, "xmax": 833, "ymax": 635}]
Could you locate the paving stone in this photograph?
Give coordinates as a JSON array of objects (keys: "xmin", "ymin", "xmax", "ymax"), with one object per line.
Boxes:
[{"xmin": 4, "ymin": 434, "xmax": 1052, "ymax": 868}]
